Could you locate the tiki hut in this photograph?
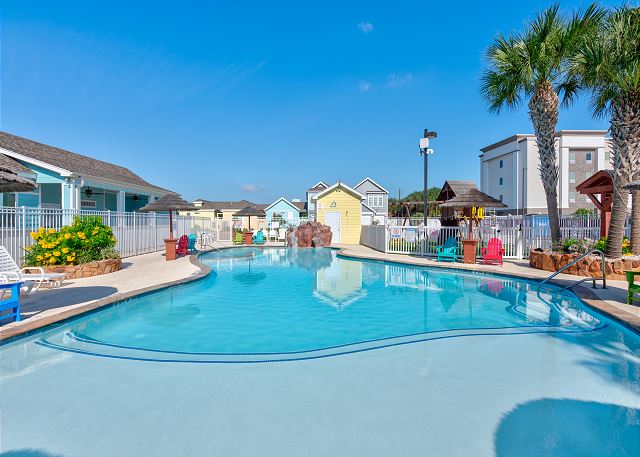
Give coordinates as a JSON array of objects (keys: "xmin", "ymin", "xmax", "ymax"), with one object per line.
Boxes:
[
  {"xmin": 439, "ymin": 188, "xmax": 507, "ymax": 263},
  {"xmin": 437, "ymin": 180, "xmax": 480, "ymax": 223},
  {"xmin": 139, "ymin": 193, "xmax": 196, "ymax": 260},
  {"xmin": 233, "ymin": 205, "xmax": 265, "ymax": 231}
]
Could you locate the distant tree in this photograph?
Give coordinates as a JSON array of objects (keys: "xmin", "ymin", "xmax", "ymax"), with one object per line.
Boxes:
[{"xmin": 389, "ymin": 187, "xmax": 441, "ymax": 217}]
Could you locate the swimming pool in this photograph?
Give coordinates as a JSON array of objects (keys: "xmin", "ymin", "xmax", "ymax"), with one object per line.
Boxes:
[{"xmin": 1, "ymin": 247, "xmax": 639, "ymax": 456}]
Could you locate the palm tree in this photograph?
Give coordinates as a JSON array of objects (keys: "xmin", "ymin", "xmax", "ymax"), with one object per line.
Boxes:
[
  {"xmin": 570, "ymin": 6, "xmax": 640, "ymax": 258},
  {"xmin": 481, "ymin": 4, "xmax": 604, "ymax": 249}
]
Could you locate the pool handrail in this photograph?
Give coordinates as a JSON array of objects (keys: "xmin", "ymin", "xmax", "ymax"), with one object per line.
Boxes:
[{"xmin": 536, "ymin": 249, "xmax": 607, "ymax": 296}]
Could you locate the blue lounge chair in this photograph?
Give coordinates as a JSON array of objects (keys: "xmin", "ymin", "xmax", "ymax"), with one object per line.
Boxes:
[
  {"xmin": 0, "ymin": 281, "xmax": 22, "ymax": 323},
  {"xmin": 253, "ymin": 230, "xmax": 265, "ymax": 245},
  {"xmin": 437, "ymin": 236, "xmax": 458, "ymax": 262},
  {"xmin": 187, "ymin": 234, "xmax": 198, "ymax": 253}
]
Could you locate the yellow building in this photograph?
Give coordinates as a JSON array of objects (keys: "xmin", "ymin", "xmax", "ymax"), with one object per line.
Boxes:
[{"xmin": 314, "ymin": 182, "xmax": 364, "ymax": 244}]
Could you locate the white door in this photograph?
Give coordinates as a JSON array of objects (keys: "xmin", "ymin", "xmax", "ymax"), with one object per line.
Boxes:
[{"xmin": 325, "ymin": 212, "xmax": 341, "ymax": 243}]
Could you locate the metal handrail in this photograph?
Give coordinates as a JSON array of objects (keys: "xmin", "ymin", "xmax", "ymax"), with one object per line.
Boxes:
[{"xmin": 537, "ymin": 249, "xmax": 607, "ymax": 295}]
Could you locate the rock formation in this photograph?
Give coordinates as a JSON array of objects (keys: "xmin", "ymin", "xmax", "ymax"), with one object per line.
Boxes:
[{"xmin": 287, "ymin": 222, "xmax": 333, "ymax": 247}]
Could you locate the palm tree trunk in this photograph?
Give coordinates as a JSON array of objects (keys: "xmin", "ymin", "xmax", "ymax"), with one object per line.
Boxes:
[
  {"xmin": 606, "ymin": 96, "xmax": 640, "ymax": 258},
  {"xmin": 631, "ymin": 190, "xmax": 640, "ymax": 255},
  {"xmin": 528, "ymin": 81, "xmax": 561, "ymax": 248}
]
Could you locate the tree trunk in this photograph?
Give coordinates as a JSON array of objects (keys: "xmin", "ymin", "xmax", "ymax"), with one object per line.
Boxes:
[
  {"xmin": 606, "ymin": 96, "xmax": 640, "ymax": 258},
  {"xmin": 528, "ymin": 81, "xmax": 561, "ymax": 248},
  {"xmin": 631, "ymin": 190, "xmax": 640, "ymax": 255}
]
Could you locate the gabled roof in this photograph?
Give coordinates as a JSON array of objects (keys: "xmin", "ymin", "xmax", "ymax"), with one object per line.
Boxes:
[
  {"xmin": 0, "ymin": 131, "xmax": 170, "ymax": 193},
  {"xmin": 437, "ymin": 180, "xmax": 479, "ymax": 202},
  {"xmin": 307, "ymin": 181, "xmax": 329, "ymax": 192},
  {"xmin": 196, "ymin": 199, "xmax": 255, "ymax": 210},
  {"xmin": 361, "ymin": 201, "xmax": 376, "ymax": 214},
  {"xmin": 264, "ymin": 197, "xmax": 301, "ymax": 213},
  {"xmin": 354, "ymin": 177, "xmax": 389, "ymax": 194},
  {"xmin": 312, "ymin": 181, "xmax": 365, "ymax": 201},
  {"xmin": 292, "ymin": 201, "xmax": 307, "ymax": 212},
  {"xmin": 0, "ymin": 153, "xmax": 34, "ymax": 175}
]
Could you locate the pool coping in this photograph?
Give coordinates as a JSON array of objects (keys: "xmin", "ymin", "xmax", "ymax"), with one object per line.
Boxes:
[
  {"xmin": 336, "ymin": 249, "xmax": 640, "ymax": 334},
  {"xmin": 2, "ymin": 245, "xmax": 637, "ymax": 344},
  {"xmin": 0, "ymin": 251, "xmax": 215, "ymax": 344}
]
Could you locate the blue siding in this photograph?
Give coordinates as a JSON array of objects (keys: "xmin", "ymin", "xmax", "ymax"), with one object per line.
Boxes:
[{"xmin": 265, "ymin": 199, "xmax": 301, "ymax": 226}]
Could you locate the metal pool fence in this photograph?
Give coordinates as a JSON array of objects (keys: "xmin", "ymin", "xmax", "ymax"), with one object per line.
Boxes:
[
  {"xmin": 361, "ymin": 223, "xmax": 611, "ymax": 260},
  {"xmin": 0, "ymin": 207, "xmax": 232, "ymax": 264}
]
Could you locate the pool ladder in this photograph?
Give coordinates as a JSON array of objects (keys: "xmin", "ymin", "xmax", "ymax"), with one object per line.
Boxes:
[{"xmin": 536, "ymin": 249, "xmax": 607, "ymax": 296}]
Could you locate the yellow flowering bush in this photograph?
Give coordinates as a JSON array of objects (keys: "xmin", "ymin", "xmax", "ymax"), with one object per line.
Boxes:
[{"xmin": 24, "ymin": 216, "xmax": 118, "ymax": 266}]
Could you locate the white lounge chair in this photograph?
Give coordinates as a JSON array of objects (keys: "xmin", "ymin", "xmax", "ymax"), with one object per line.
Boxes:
[{"xmin": 0, "ymin": 246, "xmax": 66, "ymax": 294}]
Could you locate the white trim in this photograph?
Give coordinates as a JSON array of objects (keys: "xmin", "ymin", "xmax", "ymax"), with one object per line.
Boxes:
[
  {"xmin": 264, "ymin": 197, "xmax": 300, "ymax": 213},
  {"xmin": 353, "ymin": 177, "xmax": 389, "ymax": 194},
  {"xmin": 310, "ymin": 181, "xmax": 329, "ymax": 189},
  {"xmin": 0, "ymin": 147, "xmax": 73, "ymax": 176},
  {"xmin": 312, "ymin": 182, "xmax": 365, "ymax": 201},
  {"xmin": 361, "ymin": 201, "xmax": 376, "ymax": 214}
]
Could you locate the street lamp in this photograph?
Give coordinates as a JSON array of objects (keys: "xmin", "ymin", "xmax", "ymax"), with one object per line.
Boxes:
[{"xmin": 419, "ymin": 129, "xmax": 437, "ymax": 225}]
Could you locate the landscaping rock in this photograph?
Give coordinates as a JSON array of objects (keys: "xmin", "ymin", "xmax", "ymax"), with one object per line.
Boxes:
[
  {"xmin": 287, "ymin": 222, "xmax": 333, "ymax": 247},
  {"xmin": 529, "ymin": 250, "xmax": 637, "ymax": 280},
  {"xmin": 44, "ymin": 258, "xmax": 122, "ymax": 279}
]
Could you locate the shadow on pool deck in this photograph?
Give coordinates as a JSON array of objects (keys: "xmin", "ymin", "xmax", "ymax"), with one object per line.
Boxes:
[
  {"xmin": 19, "ymin": 286, "xmax": 119, "ymax": 318},
  {"xmin": 495, "ymin": 398, "xmax": 640, "ymax": 456}
]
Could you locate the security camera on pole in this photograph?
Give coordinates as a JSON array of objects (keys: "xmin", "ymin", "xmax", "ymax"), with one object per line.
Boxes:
[{"xmin": 419, "ymin": 129, "xmax": 437, "ymax": 225}]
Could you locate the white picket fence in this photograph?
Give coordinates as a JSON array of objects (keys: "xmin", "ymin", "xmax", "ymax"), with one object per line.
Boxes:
[
  {"xmin": 0, "ymin": 207, "xmax": 232, "ymax": 264},
  {"xmin": 361, "ymin": 224, "xmax": 605, "ymax": 259}
]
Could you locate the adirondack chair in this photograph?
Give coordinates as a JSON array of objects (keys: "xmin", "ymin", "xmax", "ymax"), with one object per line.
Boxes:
[
  {"xmin": 187, "ymin": 234, "xmax": 198, "ymax": 253},
  {"xmin": 626, "ymin": 270, "xmax": 640, "ymax": 305},
  {"xmin": 233, "ymin": 231, "xmax": 243, "ymax": 245},
  {"xmin": 481, "ymin": 238, "xmax": 505, "ymax": 266},
  {"xmin": 175, "ymin": 235, "xmax": 190, "ymax": 257},
  {"xmin": 252, "ymin": 230, "xmax": 265, "ymax": 245},
  {"xmin": 436, "ymin": 237, "xmax": 458, "ymax": 262},
  {"xmin": 0, "ymin": 281, "xmax": 22, "ymax": 322}
]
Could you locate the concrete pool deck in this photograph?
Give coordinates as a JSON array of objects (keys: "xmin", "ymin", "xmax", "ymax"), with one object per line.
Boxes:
[{"xmin": 1, "ymin": 243, "xmax": 638, "ymax": 341}]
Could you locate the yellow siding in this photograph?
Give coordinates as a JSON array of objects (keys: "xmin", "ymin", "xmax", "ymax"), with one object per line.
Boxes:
[{"xmin": 317, "ymin": 188, "xmax": 362, "ymax": 244}]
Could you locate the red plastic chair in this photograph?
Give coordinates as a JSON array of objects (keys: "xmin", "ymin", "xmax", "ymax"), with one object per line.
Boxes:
[
  {"xmin": 175, "ymin": 235, "xmax": 190, "ymax": 257},
  {"xmin": 481, "ymin": 238, "xmax": 504, "ymax": 266}
]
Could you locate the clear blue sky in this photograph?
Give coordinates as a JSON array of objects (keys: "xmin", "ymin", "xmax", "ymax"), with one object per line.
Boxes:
[{"xmin": 1, "ymin": 0, "xmax": 613, "ymax": 202}]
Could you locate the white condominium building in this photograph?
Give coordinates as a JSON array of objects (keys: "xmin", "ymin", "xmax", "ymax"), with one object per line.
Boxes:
[{"xmin": 479, "ymin": 130, "xmax": 613, "ymax": 215}]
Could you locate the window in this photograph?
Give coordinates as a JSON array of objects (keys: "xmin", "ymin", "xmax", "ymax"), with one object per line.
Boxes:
[
  {"xmin": 499, "ymin": 177, "xmax": 503, "ymax": 185},
  {"xmin": 605, "ymin": 151, "xmax": 611, "ymax": 162},
  {"xmin": 586, "ymin": 152, "xmax": 592, "ymax": 163},
  {"xmin": 499, "ymin": 194, "xmax": 503, "ymax": 202},
  {"xmin": 499, "ymin": 160, "xmax": 503, "ymax": 168},
  {"xmin": 569, "ymin": 171, "xmax": 576, "ymax": 183},
  {"xmin": 367, "ymin": 194, "xmax": 383, "ymax": 208},
  {"xmin": 569, "ymin": 151, "xmax": 576, "ymax": 164},
  {"xmin": 569, "ymin": 191, "xmax": 576, "ymax": 203},
  {"xmin": 585, "ymin": 171, "xmax": 592, "ymax": 179}
]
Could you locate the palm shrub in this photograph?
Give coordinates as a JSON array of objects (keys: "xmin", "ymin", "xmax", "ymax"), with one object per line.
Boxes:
[
  {"xmin": 24, "ymin": 216, "xmax": 118, "ymax": 266},
  {"xmin": 481, "ymin": 4, "xmax": 604, "ymax": 249},
  {"xmin": 570, "ymin": 6, "xmax": 640, "ymax": 257}
]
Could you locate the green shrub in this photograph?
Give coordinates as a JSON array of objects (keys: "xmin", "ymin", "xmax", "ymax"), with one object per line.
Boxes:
[
  {"xmin": 24, "ymin": 216, "xmax": 118, "ymax": 266},
  {"xmin": 591, "ymin": 236, "xmax": 632, "ymax": 256}
]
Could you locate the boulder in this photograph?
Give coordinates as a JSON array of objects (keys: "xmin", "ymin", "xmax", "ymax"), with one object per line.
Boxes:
[{"xmin": 287, "ymin": 222, "xmax": 333, "ymax": 247}]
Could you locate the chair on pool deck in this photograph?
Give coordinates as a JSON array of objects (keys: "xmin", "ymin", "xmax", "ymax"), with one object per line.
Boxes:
[
  {"xmin": 175, "ymin": 235, "xmax": 190, "ymax": 257},
  {"xmin": 436, "ymin": 237, "xmax": 458, "ymax": 262},
  {"xmin": 253, "ymin": 230, "xmax": 265, "ymax": 245},
  {"xmin": 0, "ymin": 246, "xmax": 65, "ymax": 294},
  {"xmin": 187, "ymin": 234, "xmax": 198, "ymax": 253},
  {"xmin": 233, "ymin": 231, "xmax": 243, "ymax": 245},
  {"xmin": 0, "ymin": 281, "xmax": 22, "ymax": 323},
  {"xmin": 626, "ymin": 270, "xmax": 640, "ymax": 305},
  {"xmin": 481, "ymin": 237, "xmax": 505, "ymax": 266}
]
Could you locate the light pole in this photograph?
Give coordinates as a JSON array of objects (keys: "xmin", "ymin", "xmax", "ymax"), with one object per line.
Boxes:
[{"xmin": 419, "ymin": 129, "xmax": 437, "ymax": 225}]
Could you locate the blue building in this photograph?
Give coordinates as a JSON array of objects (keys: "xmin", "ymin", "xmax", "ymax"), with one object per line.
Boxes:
[
  {"xmin": 264, "ymin": 197, "xmax": 306, "ymax": 226},
  {"xmin": 0, "ymin": 131, "xmax": 170, "ymax": 211}
]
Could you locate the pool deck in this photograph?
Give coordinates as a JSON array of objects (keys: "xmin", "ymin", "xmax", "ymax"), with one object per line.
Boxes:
[{"xmin": 1, "ymin": 242, "xmax": 638, "ymax": 342}]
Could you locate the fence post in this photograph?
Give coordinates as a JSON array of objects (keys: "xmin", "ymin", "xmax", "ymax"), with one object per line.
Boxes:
[
  {"xmin": 385, "ymin": 225, "xmax": 389, "ymax": 253},
  {"xmin": 21, "ymin": 206, "xmax": 27, "ymax": 259}
]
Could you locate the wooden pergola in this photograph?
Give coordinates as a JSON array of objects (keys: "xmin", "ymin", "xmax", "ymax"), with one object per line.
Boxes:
[{"xmin": 575, "ymin": 170, "xmax": 613, "ymax": 238}]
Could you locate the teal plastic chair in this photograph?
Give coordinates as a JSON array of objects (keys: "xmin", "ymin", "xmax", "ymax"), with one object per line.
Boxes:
[
  {"xmin": 437, "ymin": 236, "xmax": 458, "ymax": 262},
  {"xmin": 252, "ymin": 230, "xmax": 265, "ymax": 245},
  {"xmin": 187, "ymin": 234, "xmax": 197, "ymax": 253}
]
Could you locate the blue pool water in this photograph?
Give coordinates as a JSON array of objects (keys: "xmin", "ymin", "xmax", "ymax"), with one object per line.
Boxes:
[{"xmin": 1, "ymin": 247, "xmax": 639, "ymax": 456}]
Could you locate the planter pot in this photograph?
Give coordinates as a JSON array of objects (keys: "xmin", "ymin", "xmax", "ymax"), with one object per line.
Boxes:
[
  {"xmin": 529, "ymin": 250, "xmax": 640, "ymax": 281},
  {"xmin": 43, "ymin": 258, "xmax": 122, "ymax": 280}
]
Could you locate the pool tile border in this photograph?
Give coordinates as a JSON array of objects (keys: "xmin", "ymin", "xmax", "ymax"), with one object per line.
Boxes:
[{"xmin": 336, "ymin": 249, "xmax": 640, "ymax": 334}]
